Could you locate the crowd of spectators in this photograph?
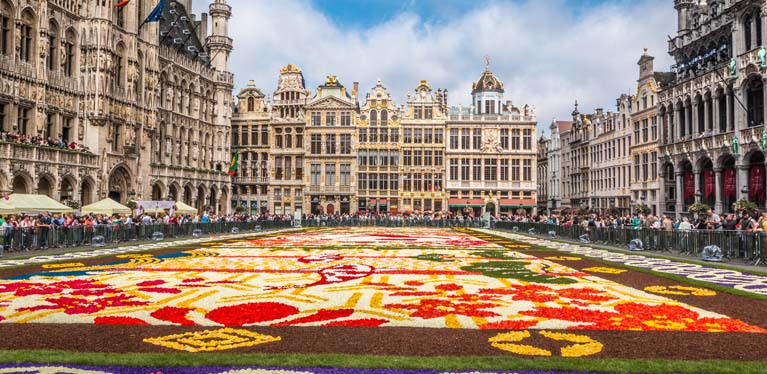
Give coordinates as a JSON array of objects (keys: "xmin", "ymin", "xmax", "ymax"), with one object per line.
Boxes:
[{"xmin": 0, "ymin": 131, "xmax": 91, "ymax": 153}]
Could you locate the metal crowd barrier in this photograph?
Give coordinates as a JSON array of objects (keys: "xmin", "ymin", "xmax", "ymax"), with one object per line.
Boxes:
[
  {"xmin": 0, "ymin": 221, "xmax": 293, "ymax": 255},
  {"xmin": 300, "ymin": 218, "xmax": 488, "ymax": 228},
  {"xmin": 493, "ymin": 221, "xmax": 767, "ymax": 264}
]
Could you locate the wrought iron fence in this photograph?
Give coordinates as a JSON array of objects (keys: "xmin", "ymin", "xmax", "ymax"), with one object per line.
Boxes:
[
  {"xmin": 493, "ymin": 222, "xmax": 766, "ymax": 264},
  {"xmin": 0, "ymin": 220, "xmax": 293, "ymax": 256}
]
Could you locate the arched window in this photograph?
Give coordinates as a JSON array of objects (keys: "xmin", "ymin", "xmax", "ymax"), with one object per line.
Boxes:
[
  {"xmin": 746, "ymin": 77, "xmax": 764, "ymax": 127},
  {"xmin": 47, "ymin": 20, "xmax": 58, "ymax": 71},
  {"xmin": 135, "ymin": 51, "xmax": 144, "ymax": 100},
  {"xmin": 63, "ymin": 28, "xmax": 76, "ymax": 77},
  {"xmin": 178, "ymin": 80, "xmax": 185, "ymax": 112},
  {"xmin": 115, "ymin": 43, "xmax": 126, "ymax": 88},
  {"xmin": 381, "ymin": 110, "xmax": 388, "ymax": 127},
  {"xmin": 247, "ymin": 97, "xmax": 254, "ymax": 112},
  {"xmin": 186, "ymin": 84, "xmax": 194, "ymax": 115},
  {"xmin": 0, "ymin": 0, "xmax": 13, "ymax": 56},
  {"xmin": 744, "ymin": 14, "xmax": 753, "ymax": 51},
  {"xmin": 370, "ymin": 110, "xmax": 378, "ymax": 126},
  {"xmin": 19, "ymin": 8, "xmax": 36, "ymax": 62}
]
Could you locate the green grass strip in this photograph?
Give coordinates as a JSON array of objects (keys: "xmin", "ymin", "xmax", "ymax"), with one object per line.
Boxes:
[{"xmin": 0, "ymin": 350, "xmax": 766, "ymax": 373}]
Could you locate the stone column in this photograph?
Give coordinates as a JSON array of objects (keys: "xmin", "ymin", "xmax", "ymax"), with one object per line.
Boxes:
[
  {"xmin": 693, "ymin": 168, "xmax": 701, "ymax": 203},
  {"xmin": 726, "ymin": 90, "xmax": 733, "ymax": 132},
  {"xmin": 763, "ymin": 77, "xmax": 767, "ymax": 126},
  {"xmin": 686, "ymin": 102, "xmax": 693, "ymax": 136},
  {"xmin": 704, "ymin": 96, "xmax": 711, "ymax": 132},
  {"xmin": 675, "ymin": 171, "xmax": 684, "ymax": 219},
  {"xmin": 737, "ymin": 164, "xmax": 749, "ymax": 201},
  {"xmin": 712, "ymin": 92, "xmax": 720, "ymax": 134},
  {"xmin": 674, "ymin": 104, "xmax": 681, "ymax": 138},
  {"xmin": 714, "ymin": 167, "xmax": 723, "ymax": 213},
  {"xmin": 692, "ymin": 98, "xmax": 700, "ymax": 135}
]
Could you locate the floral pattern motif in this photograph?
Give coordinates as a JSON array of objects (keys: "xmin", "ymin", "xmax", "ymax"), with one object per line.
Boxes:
[{"xmin": 0, "ymin": 228, "xmax": 763, "ymax": 334}]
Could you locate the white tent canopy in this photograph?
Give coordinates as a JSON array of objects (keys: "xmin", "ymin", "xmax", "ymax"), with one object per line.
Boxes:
[
  {"xmin": 5, "ymin": 194, "xmax": 75, "ymax": 214},
  {"xmin": 81, "ymin": 198, "xmax": 132, "ymax": 216}
]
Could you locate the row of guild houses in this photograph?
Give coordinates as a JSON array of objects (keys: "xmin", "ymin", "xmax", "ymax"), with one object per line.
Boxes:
[{"xmin": 231, "ymin": 62, "xmax": 539, "ymax": 217}]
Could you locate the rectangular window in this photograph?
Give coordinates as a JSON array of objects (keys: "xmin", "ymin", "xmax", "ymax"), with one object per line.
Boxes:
[
  {"xmin": 473, "ymin": 159, "xmax": 482, "ymax": 181},
  {"xmin": 358, "ymin": 173, "xmax": 367, "ymax": 190},
  {"xmin": 414, "ymin": 173, "xmax": 422, "ymax": 191},
  {"xmin": 20, "ymin": 23, "xmax": 32, "ymax": 62},
  {"xmin": 390, "ymin": 173, "xmax": 399, "ymax": 191},
  {"xmin": 642, "ymin": 153, "xmax": 649, "ymax": 181},
  {"xmin": 461, "ymin": 128, "xmax": 470, "ymax": 149},
  {"xmin": 295, "ymin": 157, "xmax": 304, "ymax": 180},
  {"xmin": 311, "ymin": 164, "xmax": 321, "ymax": 186},
  {"xmin": 325, "ymin": 112, "xmax": 336, "ymax": 126},
  {"xmin": 501, "ymin": 128, "xmax": 509, "ymax": 149},
  {"xmin": 250, "ymin": 127, "xmax": 258, "ymax": 145},
  {"xmin": 484, "ymin": 159, "xmax": 498, "ymax": 181},
  {"xmin": 64, "ymin": 40, "xmax": 75, "ymax": 77},
  {"xmin": 424, "ymin": 150, "xmax": 433, "ymax": 166},
  {"xmin": 472, "ymin": 128, "xmax": 481, "ymax": 149},
  {"xmin": 435, "ymin": 128, "xmax": 444, "ymax": 144},
  {"xmin": 642, "ymin": 119, "xmax": 649, "ymax": 143},
  {"xmin": 325, "ymin": 163, "xmax": 336, "ymax": 186},
  {"xmin": 511, "ymin": 129, "xmax": 520, "ymax": 150},
  {"xmin": 634, "ymin": 155, "xmax": 640, "ymax": 181},
  {"xmin": 461, "ymin": 159, "xmax": 470, "ymax": 180},
  {"xmin": 434, "ymin": 151, "xmax": 443, "ymax": 166},
  {"xmin": 500, "ymin": 159, "xmax": 509, "ymax": 180},
  {"xmin": 414, "ymin": 106, "xmax": 423, "ymax": 119},
  {"xmin": 414, "ymin": 128, "xmax": 423, "ymax": 143},
  {"xmin": 0, "ymin": 15, "xmax": 10, "ymax": 55},
  {"xmin": 340, "ymin": 164, "xmax": 351, "ymax": 186},
  {"xmin": 325, "ymin": 134, "xmax": 337, "ymax": 154},
  {"xmin": 390, "ymin": 129, "xmax": 399, "ymax": 143},
  {"xmin": 403, "ymin": 174, "xmax": 411, "ymax": 191},
  {"xmin": 369, "ymin": 128, "xmax": 378, "ymax": 143},
  {"xmin": 424, "ymin": 129, "xmax": 433, "ymax": 143},
  {"xmin": 651, "ymin": 152, "xmax": 658, "ymax": 180},
  {"xmin": 340, "ymin": 134, "xmax": 351, "ymax": 154},
  {"xmin": 380, "ymin": 128, "xmax": 389, "ymax": 142},
  {"xmin": 311, "ymin": 112, "xmax": 321, "ymax": 126},
  {"xmin": 17, "ymin": 107, "xmax": 29, "ymax": 135},
  {"xmin": 450, "ymin": 159, "xmax": 458, "ymax": 180},
  {"xmin": 651, "ymin": 116, "xmax": 658, "ymax": 140},
  {"xmin": 311, "ymin": 134, "xmax": 322, "ymax": 154},
  {"xmin": 403, "ymin": 150, "xmax": 412, "ymax": 166},
  {"xmin": 512, "ymin": 159, "xmax": 520, "ymax": 181},
  {"xmin": 275, "ymin": 157, "xmax": 284, "ymax": 180},
  {"xmin": 523, "ymin": 129, "xmax": 532, "ymax": 150},
  {"xmin": 261, "ymin": 126, "xmax": 268, "ymax": 145},
  {"xmin": 359, "ymin": 128, "xmax": 367, "ymax": 143},
  {"xmin": 523, "ymin": 159, "xmax": 532, "ymax": 181},
  {"xmin": 425, "ymin": 106, "xmax": 433, "ymax": 119},
  {"xmin": 414, "ymin": 150, "xmax": 422, "ymax": 166},
  {"xmin": 634, "ymin": 122, "xmax": 640, "ymax": 144},
  {"xmin": 284, "ymin": 156, "xmax": 292, "ymax": 180},
  {"xmin": 0, "ymin": 103, "xmax": 6, "ymax": 132},
  {"xmin": 62, "ymin": 117, "xmax": 73, "ymax": 143},
  {"xmin": 341, "ymin": 112, "xmax": 351, "ymax": 126},
  {"xmin": 404, "ymin": 128, "xmax": 412, "ymax": 144},
  {"xmin": 450, "ymin": 128, "xmax": 458, "ymax": 149}
]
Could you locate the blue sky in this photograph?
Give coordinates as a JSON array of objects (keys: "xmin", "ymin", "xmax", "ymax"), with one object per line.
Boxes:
[{"xmin": 193, "ymin": 0, "xmax": 676, "ymax": 134}]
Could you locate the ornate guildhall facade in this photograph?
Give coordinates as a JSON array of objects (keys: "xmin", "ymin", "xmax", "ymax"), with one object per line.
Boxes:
[{"xmin": 0, "ymin": 0, "xmax": 234, "ymax": 213}]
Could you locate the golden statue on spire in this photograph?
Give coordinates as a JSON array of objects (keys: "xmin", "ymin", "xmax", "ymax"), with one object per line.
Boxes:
[{"xmin": 484, "ymin": 55, "xmax": 491, "ymax": 69}]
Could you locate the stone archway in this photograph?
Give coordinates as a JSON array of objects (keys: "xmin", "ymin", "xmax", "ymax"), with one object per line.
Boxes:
[
  {"xmin": 80, "ymin": 178, "xmax": 95, "ymax": 206},
  {"xmin": 196, "ymin": 185, "xmax": 206, "ymax": 213},
  {"xmin": 60, "ymin": 176, "xmax": 76, "ymax": 202},
  {"xmin": 12, "ymin": 174, "xmax": 32, "ymax": 194},
  {"xmin": 37, "ymin": 176, "xmax": 54, "ymax": 198},
  {"xmin": 151, "ymin": 182, "xmax": 165, "ymax": 201},
  {"xmin": 208, "ymin": 186, "xmax": 218, "ymax": 214},
  {"xmin": 168, "ymin": 183, "xmax": 180, "ymax": 201},
  {"xmin": 183, "ymin": 184, "xmax": 193, "ymax": 205},
  {"xmin": 108, "ymin": 165, "xmax": 132, "ymax": 204}
]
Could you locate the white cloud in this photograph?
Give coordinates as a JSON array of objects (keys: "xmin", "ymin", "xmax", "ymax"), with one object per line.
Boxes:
[{"xmin": 192, "ymin": 0, "xmax": 676, "ymax": 134}]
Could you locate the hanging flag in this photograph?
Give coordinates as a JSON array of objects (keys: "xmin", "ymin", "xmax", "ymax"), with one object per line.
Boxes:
[
  {"xmin": 704, "ymin": 169, "xmax": 715, "ymax": 199},
  {"xmin": 141, "ymin": 0, "xmax": 166, "ymax": 26},
  {"xmin": 228, "ymin": 151, "xmax": 239, "ymax": 176},
  {"xmin": 115, "ymin": 0, "xmax": 130, "ymax": 7}
]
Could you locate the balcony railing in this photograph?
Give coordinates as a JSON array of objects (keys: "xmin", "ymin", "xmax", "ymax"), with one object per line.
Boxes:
[{"xmin": 0, "ymin": 142, "xmax": 98, "ymax": 168}]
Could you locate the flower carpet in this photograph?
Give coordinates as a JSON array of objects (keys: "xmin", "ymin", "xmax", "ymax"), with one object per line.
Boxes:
[{"xmin": 0, "ymin": 227, "xmax": 766, "ymax": 370}]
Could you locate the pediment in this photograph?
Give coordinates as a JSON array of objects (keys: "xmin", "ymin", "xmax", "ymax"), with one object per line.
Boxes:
[{"xmin": 306, "ymin": 95, "xmax": 356, "ymax": 110}]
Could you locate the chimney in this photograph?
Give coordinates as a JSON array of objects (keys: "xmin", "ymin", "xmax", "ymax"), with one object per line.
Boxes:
[{"xmin": 199, "ymin": 13, "xmax": 209, "ymax": 44}]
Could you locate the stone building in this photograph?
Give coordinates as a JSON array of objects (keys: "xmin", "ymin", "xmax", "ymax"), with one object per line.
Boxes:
[
  {"xmin": 659, "ymin": 0, "xmax": 767, "ymax": 217},
  {"xmin": 304, "ymin": 75, "xmax": 359, "ymax": 215},
  {"xmin": 0, "ymin": 0, "xmax": 234, "ymax": 214},
  {"xmin": 547, "ymin": 120, "xmax": 570, "ymax": 213},
  {"xmin": 358, "ymin": 80, "xmax": 402, "ymax": 213},
  {"xmin": 399, "ymin": 80, "xmax": 447, "ymax": 213},
  {"xmin": 231, "ymin": 80, "xmax": 271, "ymax": 214},
  {"xmin": 445, "ymin": 62, "xmax": 538, "ymax": 216},
  {"xmin": 537, "ymin": 134, "xmax": 550, "ymax": 213},
  {"xmin": 630, "ymin": 50, "xmax": 674, "ymax": 215}
]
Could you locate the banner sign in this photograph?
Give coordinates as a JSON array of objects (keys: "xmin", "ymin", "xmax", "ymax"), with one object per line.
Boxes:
[
  {"xmin": 724, "ymin": 168, "xmax": 737, "ymax": 199},
  {"xmin": 704, "ymin": 169, "xmax": 715, "ymax": 199},
  {"xmin": 683, "ymin": 171, "xmax": 695, "ymax": 200},
  {"xmin": 749, "ymin": 165, "xmax": 764, "ymax": 199}
]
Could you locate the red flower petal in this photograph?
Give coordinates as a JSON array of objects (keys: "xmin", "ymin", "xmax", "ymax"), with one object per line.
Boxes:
[
  {"xmin": 323, "ymin": 318, "xmax": 389, "ymax": 327},
  {"xmin": 136, "ymin": 280, "xmax": 166, "ymax": 287},
  {"xmin": 206, "ymin": 302, "xmax": 299, "ymax": 326},
  {"xmin": 94, "ymin": 316, "xmax": 149, "ymax": 325},
  {"xmin": 151, "ymin": 307, "xmax": 196, "ymax": 326},
  {"xmin": 139, "ymin": 287, "xmax": 182, "ymax": 294},
  {"xmin": 273, "ymin": 308, "xmax": 354, "ymax": 326}
]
